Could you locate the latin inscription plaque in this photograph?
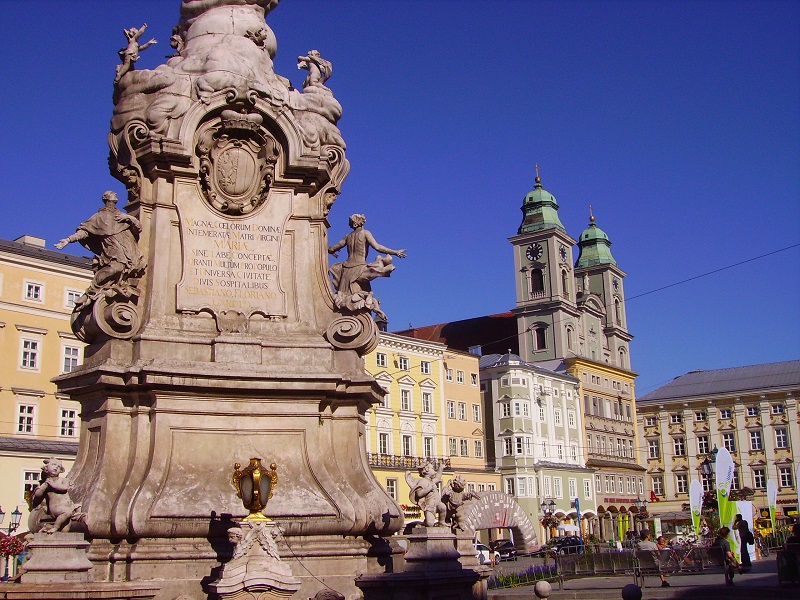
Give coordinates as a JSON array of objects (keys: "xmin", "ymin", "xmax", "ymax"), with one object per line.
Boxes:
[{"xmin": 176, "ymin": 187, "xmax": 290, "ymax": 317}]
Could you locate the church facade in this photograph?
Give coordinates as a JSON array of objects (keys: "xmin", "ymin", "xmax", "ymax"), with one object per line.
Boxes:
[{"xmin": 396, "ymin": 172, "xmax": 645, "ymax": 540}]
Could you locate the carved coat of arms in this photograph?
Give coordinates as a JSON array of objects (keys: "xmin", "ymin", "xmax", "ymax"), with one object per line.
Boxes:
[{"xmin": 197, "ymin": 109, "xmax": 279, "ymax": 215}]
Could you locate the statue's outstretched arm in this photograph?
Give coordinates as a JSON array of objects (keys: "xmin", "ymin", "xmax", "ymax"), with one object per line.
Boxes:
[
  {"xmin": 328, "ymin": 237, "xmax": 346, "ymax": 256},
  {"xmin": 55, "ymin": 229, "xmax": 88, "ymax": 249},
  {"xmin": 364, "ymin": 231, "xmax": 406, "ymax": 258}
]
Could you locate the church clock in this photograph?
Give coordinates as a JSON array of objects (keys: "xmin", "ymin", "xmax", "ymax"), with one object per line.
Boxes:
[{"xmin": 526, "ymin": 243, "xmax": 543, "ymax": 261}]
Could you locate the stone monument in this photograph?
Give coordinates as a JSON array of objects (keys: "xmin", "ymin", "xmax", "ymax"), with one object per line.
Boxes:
[{"xmin": 52, "ymin": 1, "xmax": 407, "ymax": 598}]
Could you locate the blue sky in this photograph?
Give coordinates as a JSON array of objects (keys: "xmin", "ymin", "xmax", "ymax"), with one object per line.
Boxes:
[{"xmin": 1, "ymin": 0, "xmax": 798, "ymax": 394}]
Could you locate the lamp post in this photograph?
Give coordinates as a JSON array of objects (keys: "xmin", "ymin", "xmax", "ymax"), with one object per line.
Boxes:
[
  {"xmin": 540, "ymin": 498, "xmax": 556, "ymax": 542},
  {"xmin": 0, "ymin": 506, "xmax": 22, "ymax": 581},
  {"xmin": 700, "ymin": 445, "xmax": 719, "ymax": 491},
  {"xmin": 634, "ymin": 496, "xmax": 648, "ymax": 535}
]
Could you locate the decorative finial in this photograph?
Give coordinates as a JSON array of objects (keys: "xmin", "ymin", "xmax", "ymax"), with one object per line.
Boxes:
[
  {"xmin": 589, "ymin": 204, "xmax": 595, "ymax": 223},
  {"xmin": 534, "ymin": 163, "xmax": 541, "ymax": 185}
]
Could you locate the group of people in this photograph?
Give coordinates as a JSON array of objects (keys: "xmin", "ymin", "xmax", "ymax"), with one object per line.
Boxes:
[{"xmin": 636, "ymin": 514, "xmax": 793, "ymax": 587}]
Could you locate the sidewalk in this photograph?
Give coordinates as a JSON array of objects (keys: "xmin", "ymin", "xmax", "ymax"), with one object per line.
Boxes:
[{"xmin": 489, "ymin": 555, "xmax": 798, "ymax": 599}]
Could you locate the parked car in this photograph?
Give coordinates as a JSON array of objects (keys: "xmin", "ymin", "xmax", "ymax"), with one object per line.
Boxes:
[
  {"xmin": 474, "ymin": 543, "xmax": 500, "ymax": 565},
  {"xmin": 553, "ymin": 535, "xmax": 585, "ymax": 555},
  {"xmin": 489, "ymin": 539, "xmax": 518, "ymax": 560}
]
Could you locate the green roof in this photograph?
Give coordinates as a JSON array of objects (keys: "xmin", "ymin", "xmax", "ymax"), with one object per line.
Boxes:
[
  {"xmin": 517, "ymin": 177, "xmax": 566, "ymax": 234},
  {"xmin": 575, "ymin": 219, "xmax": 616, "ymax": 267}
]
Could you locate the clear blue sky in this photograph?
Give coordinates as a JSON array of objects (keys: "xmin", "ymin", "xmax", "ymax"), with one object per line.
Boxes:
[{"xmin": 1, "ymin": 0, "xmax": 798, "ymax": 394}]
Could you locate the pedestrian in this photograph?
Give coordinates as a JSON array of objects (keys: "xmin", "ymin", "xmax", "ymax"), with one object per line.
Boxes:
[
  {"xmin": 714, "ymin": 526, "xmax": 740, "ymax": 586},
  {"xmin": 638, "ymin": 530, "xmax": 670, "ymax": 587},
  {"xmin": 737, "ymin": 519, "xmax": 754, "ymax": 573}
]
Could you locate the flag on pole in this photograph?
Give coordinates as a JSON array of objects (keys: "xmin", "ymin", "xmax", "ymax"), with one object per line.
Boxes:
[
  {"xmin": 689, "ymin": 480, "xmax": 703, "ymax": 536},
  {"xmin": 715, "ymin": 447, "xmax": 739, "ymax": 560},
  {"xmin": 766, "ymin": 480, "xmax": 778, "ymax": 535}
]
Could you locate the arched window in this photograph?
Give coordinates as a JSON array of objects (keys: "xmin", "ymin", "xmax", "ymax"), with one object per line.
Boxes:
[
  {"xmin": 532, "ymin": 326, "xmax": 547, "ymax": 351},
  {"xmin": 618, "ymin": 347, "xmax": 627, "ymax": 369},
  {"xmin": 530, "ymin": 269, "xmax": 544, "ymax": 295},
  {"xmin": 561, "ymin": 270, "xmax": 570, "ymax": 297},
  {"xmin": 566, "ymin": 326, "xmax": 574, "ymax": 351},
  {"xmin": 614, "ymin": 298, "xmax": 622, "ymax": 325}
]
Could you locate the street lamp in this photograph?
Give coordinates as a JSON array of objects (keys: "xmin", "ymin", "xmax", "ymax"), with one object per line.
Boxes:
[
  {"xmin": 0, "ymin": 506, "xmax": 22, "ymax": 581},
  {"xmin": 700, "ymin": 445, "xmax": 719, "ymax": 490},
  {"xmin": 540, "ymin": 499, "xmax": 556, "ymax": 542},
  {"xmin": 634, "ymin": 496, "xmax": 648, "ymax": 534}
]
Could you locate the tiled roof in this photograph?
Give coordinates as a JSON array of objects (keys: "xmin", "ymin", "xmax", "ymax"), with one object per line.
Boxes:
[
  {"xmin": 0, "ymin": 238, "xmax": 92, "ymax": 270},
  {"xmin": 0, "ymin": 436, "xmax": 79, "ymax": 456},
  {"xmin": 393, "ymin": 312, "xmax": 518, "ymax": 356},
  {"xmin": 639, "ymin": 360, "xmax": 800, "ymax": 403},
  {"xmin": 479, "ymin": 352, "xmax": 579, "ymax": 383}
]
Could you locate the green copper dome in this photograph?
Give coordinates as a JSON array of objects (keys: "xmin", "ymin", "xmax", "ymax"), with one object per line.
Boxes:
[
  {"xmin": 517, "ymin": 176, "xmax": 566, "ymax": 234},
  {"xmin": 575, "ymin": 216, "xmax": 616, "ymax": 268}
]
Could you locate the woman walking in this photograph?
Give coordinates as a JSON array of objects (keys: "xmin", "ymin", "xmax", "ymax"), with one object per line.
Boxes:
[{"xmin": 715, "ymin": 527, "xmax": 740, "ymax": 586}]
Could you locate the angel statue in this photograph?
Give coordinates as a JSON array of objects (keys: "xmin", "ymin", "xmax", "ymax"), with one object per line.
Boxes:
[
  {"xmin": 115, "ymin": 23, "xmax": 157, "ymax": 83},
  {"xmin": 442, "ymin": 475, "xmax": 481, "ymax": 532},
  {"xmin": 405, "ymin": 461, "xmax": 446, "ymax": 527}
]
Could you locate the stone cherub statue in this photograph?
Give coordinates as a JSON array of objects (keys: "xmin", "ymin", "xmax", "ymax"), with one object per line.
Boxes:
[
  {"xmin": 405, "ymin": 461, "xmax": 446, "ymax": 527},
  {"xmin": 115, "ymin": 23, "xmax": 157, "ymax": 84},
  {"xmin": 298, "ymin": 49, "xmax": 333, "ymax": 89},
  {"xmin": 328, "ymin": 214, "xmax": 406, "ymax": 325},
  {"xmin": 441, "ymin": 475, "xmax": 481, "ymax": 533},
  {"xmin": 55, "ymin": 190, "xmax": 146, "ymax": 311},
  {"xmin": 27, "ymin": 458, "xmax": 86, "ymax": 534}
]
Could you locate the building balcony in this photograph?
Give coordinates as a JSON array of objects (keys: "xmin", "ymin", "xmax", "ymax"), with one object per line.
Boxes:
[
  {"xmin": 529, "ymin": 290, "xmax": 546, "ymax": 300},
  {"xmin": 367, "ymin": 453, "xmax": 452, "ymax": 471}
]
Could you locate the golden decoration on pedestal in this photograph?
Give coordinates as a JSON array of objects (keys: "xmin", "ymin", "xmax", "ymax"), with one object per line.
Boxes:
[{"xmin": 231, "ymin": 458, "xmax": 278, "ymax": 522}]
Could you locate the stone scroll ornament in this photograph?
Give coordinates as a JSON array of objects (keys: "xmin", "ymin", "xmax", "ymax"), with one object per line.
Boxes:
[
  {"xmin": 55, "ymin": 191, "xmax": 147, "ymax": 343},
  {"xmin": 326, "ymin": 214, "xmax": 406, "ymax": 354}
]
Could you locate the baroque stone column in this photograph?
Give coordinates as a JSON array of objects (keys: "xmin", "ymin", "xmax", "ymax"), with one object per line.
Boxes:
[{"xmin": 54, "ymin": 2, "xmax": 402, "ymax": 598}]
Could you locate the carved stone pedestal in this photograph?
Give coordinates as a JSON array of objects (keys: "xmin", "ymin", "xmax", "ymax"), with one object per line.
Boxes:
[
  {"xmin": 210, "ymin": 522, "xmax": 301, "ymax": 600},
  {"xmin": 20, "ymin": 532, "xmax": 93, "ymax": 584},
  {"xmin": 355, "ymin": 526, "xmax": 486, "ymax": 600},
  {"xmin": 0, "ymin": 582, "xmax": 160, "ymax": 600}
]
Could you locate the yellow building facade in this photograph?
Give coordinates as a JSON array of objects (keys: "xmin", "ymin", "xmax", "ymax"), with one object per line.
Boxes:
[
  {"xmin": 0, "ymin": 235, "xmax": 92, "ymax": 534},
  {"xmin": 566, "ymin": 357, "xmax": 644, "ymax": 540},
  {"xmin": 363, "ymin": 333, "xmax": 499, "ymax": 526}
]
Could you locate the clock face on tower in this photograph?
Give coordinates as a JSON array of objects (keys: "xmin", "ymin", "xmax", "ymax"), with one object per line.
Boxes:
[
  {"xmin": 526, "ymin": 243, "xmax": 543, "ymax": 261},
  {"xmin": 613, "ymin": 277, "xmax": 620, "ymax": 291},
  {"xmin": 559, "ymin": 245, "xmax": 568, "ymax": 262}
]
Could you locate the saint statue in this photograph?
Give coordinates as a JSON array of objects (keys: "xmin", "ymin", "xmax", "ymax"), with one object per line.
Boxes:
[
  {"xmin": 328, "ymin": 214, "xmax": 405, "ymax": 324},
  {"xmin": 56, "ymin": 191, "xmax": 146, "ymax": 309}
]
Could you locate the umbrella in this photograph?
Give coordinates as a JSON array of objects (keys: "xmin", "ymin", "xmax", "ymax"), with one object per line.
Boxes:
[{"xmin": 557, "ymin": 524, "xmax": 580, "ymax": 532}]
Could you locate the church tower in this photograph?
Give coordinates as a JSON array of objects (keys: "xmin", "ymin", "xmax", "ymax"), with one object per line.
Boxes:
[
  {"xmin": 573, "ymin": 210, "xmax": 632, "ymax": 369},
  {"xmin": 509, "ymin": 169, "xmax": 579, "ymax": 362}
]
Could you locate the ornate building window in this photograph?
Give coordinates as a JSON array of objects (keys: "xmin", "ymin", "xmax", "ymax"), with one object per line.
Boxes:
[
  {"xmin": 753, "ymin": 469, "xmax": 766, "ymax": 489},
  {"xmin": 675, "ymin": 474, "xmax": 688, "ymax": 494},
  {"xmin": 722, "ymin": 432, "xmax": 736, "ymax": 452},
  {"xmin": 648, "ymin": 440, "xmax": 660, "ymax": 459},
  {"xmin": 652, "ymin": 476, "xmax": 663, "ymax": 496},
  {"xmin": 530, "ymin": 268, "xmax": 544, "ymax": 296},
  {"xmin": 749, "ymin": 430, "xmax": 763, "ymax": 451},
  {"xmin": 779, "ymin": 466, "xmax": 793, "ymax": 488},
  {"xmin": 776, "ymin": 428, "xmax": 789, "ymax": 449}
]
